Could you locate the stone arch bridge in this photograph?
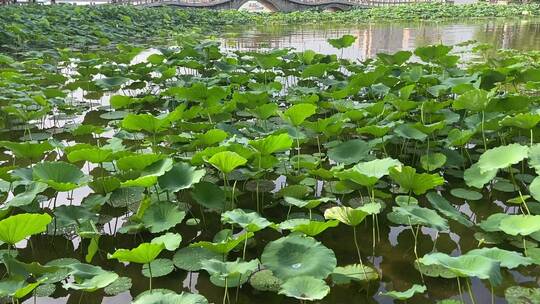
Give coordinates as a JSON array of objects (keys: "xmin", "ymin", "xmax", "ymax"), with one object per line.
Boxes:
[{"xmin": 131, "ymin": 0, "xmax": 433, "ymax": 12}]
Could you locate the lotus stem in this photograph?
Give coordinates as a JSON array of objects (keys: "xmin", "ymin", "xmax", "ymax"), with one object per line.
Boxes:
[
  {"xmin": 456, "ymin": 278, "xmax": 465, "ymax": 304},
  {"xmin": 466, "ymin": 278, "xmax": 477, "ymax": 304},
  {"xmin": 223, "ymin": 278, "xmax": 228, "ymax": 304},
  {"xmin": 316, "ymin": 135, "xmax": 321, "ymax": 156},
  {"xmin": 372, "ymin": 214, "xmax": 376, "ymax": 255},
  {"xmin": 148, "ymin": 263, "xmax": 153, "ymax": 293},
  {"xmin": 352, "ymin": 225, "xmax": 369, "ymax": 280},
  {"xmin": 255, "ymin": 180, "xmax": 260, "ymax": 213},
  {"xmin": 231, "ymin": 180, "xmax": 237, "ymax": 210},
  {"xmin": 481, "ymin": 111, "xmax": 487, "ymax": 151},
  {"xmin": 296, "ymin": 136, "xmax": 300, "ymax": 175},
  {"xmin": 242, "ymin": 233, "xmax": 248, "ymax": 260},
  {"xmin": 409, "ymin": 218, "xmax": 424, "ymax": 283}
]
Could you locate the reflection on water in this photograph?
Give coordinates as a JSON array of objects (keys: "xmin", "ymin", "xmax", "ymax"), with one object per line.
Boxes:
[{"xmin": 222, "ymin": 18, "xmax": 540, "ymax": 59}]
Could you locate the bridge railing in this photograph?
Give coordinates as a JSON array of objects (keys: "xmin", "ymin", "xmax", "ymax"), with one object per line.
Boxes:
[
  {"xmin": 367, "ymin": 0, "xmax": 432, "ymax": 6},
  {"xmin": 132, "ymin": 0, "xmax": 435, "ymax": 5}
]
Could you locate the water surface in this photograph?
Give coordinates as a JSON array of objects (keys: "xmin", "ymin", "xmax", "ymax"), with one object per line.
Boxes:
[{"xmin": 222, "ymin": 17, "xmax": 540, "ymax": 59}]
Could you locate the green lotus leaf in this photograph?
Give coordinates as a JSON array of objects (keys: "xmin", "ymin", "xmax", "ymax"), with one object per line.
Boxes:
[
  {"xmin": 336, "ymin": 157, "xmax": 401, "ymax": 186},
  {"xmin": 172, "ymin": 246, "xmax": 221, "ymax": 271},
  {"xmin": 0, "ymin": 213, "xmax": 51, "ymax": 245},
  {"xmin": 477, "ymin": 144, "xmax": 529, "ymax": 173},
  {"xmin": 142, "ymin": 258, "xmax": 174, "ymax": 278},
  {"xmin": 95, "ymin": 76, "xmax": 130, "ymax": 89},
  {"xmin": 32, "ymin": 161, "xmax": 89, "ymax": 192},
  {"xmin": 221, "ymin": 209, "xmax": 272, "ymax": 232},
  {"xmin": 121, "ymin": 113, "xmax": 170, "ymax": 134},
  {"xmin": 132, "ymin": 290, "xmax": 209, "ymax": 304},
  {"xmin": 89, "ymin": 176, "xmax": 121, "ymax": 195},
  {"xmin": 191, "ymin": 181, "xmax": 226, "ymax": 211},
  {"xmin": 500, "ymin": 113, "xmax": 540, "ymax": 129},
  {"xmin": 528, "ymin": 144, "xmax": 540, "ymax": 175},
  {"xmin": 54, "ymin": 205, "xmax": 98, "ymax": 231},
  {"xmin": 419, "ymin": 252, "xmax": 502, "ymax": 285},
  {"xmin": 464, "ymin": 163, "xmax": 497, "ymax": 189},
  {"xmin": 5, "ymin": 182, "xmax": 48, "ymax": 208},
  {"xmin": 208, "ymin": 151, "xmax": 247, "ymax": 174},
  {"xmin": 194, "ymin": 129, "xmax": 228, "ymax": 147},
  {"xmin": 499, "ymin": 215, "xmax": 540, "ymax": 236},
  {"xmin": 250, "ymin": 103, "xmax": 278, "ymax": 120},
  {"xmin": 283, "ymin": 103, "xmax": 317, "ymax": 126},
  {"xmin": 109, "ymin": 187, "xmax": 144, "ymax": 208},
  {"xmin": 389, "ymin": 165, "xmax": 444, "ymax": 195},
  {"xmin": 152, "ymin": 232, "xmax": 182, "ymax": 251},
  {"xmin": 290, "ymin": 220, "xmax": 339, "ymax": 236},
  {"xmin": 357, "ymin": 125, "xmax": 392, "ymax": 137},
  {"xmin": 249, "ymin": 269, "xmax": 282, "ymax": 292},
  {"xmin": 141, "ymin": 201, "xmax": 186, "ymax": 233},
  {"xmin": 327, "ymin": 139, "xmax": 370, "ymax": 165},
  {"xmin": 116, "ymin": 153, "xmax": 164, "ymax": 171},
  {"xmin": 63, "ymin": 263, "xmax": 118, "ymax": 291},
  {"xmin": 479, "ymin": 213, "xmax": 509, "ymax": 232},
  {"xmin": 529, "ymin": 176, "xmax": 540, "ymax": 202},
  {"xmin": 420, "ymin": 153, "xmax": 447, "ymax": 171},
  {"xmin": 395, "ymin": 195, "xmax": 418, "ymax": 207},
  {"xmin": 394, "ymin": 124, "xmax": 427, "ymax": 141},
  {"xmin": 67, "ymin": 148, "xmax": 113, "ymax": 164},
  {"xmin": 505, "ymin": 286, "xmax": 540, "ymax": 304},
  {"xmin": 426, "ymin": 192, "xmax": 473, "ymax": 227},
  {"xmin": 121, "ymin": 158, "xmax": 174, "ymax": 188},
  {"xmin": 284, "ymin": 197, "xmax": 334, "ymax": 209},
  {"xmin": 452, "ymin": 88, "xmax": 490, "ymax": 112},
  {"xmin": 104, "ymin": 277, "xmax": 132, "ymax": 296},
  {"xmin": 387, "ymin": 205, "xmax": 449, "ymax": 231},
  {"xmin": 158, "ymin": 162, "xmax": 205, "ymax": 193},
  {"xmin": 279, "ymin": 276, "xmax": 330, "ymax": 301},
  {"xmin": 190, "ymin": 231, "xmax": 254, "ymax": 254},
  {"xmin": 447, "ymin": 128, "xmax": 475, "ymax": 147},
  {"xmin": 450, "ymin": 188, "xmax": 483, "ymax": 201},
  {"xmin": 109, "ymin": 95, "xmax": 135, "ymax": 109},
  {"xmin": 0, "ymin": 141, "xmax": 53, "ymax": 161},
  {"xmin": 414, "ymin": 44, "xmax": 452, "ymax": 62},
  {"xmin": 201, "ymin": 258, "xmax": 259, "ymax": 287},
  {"xmin": 109, "ymin": 242, "xmax": 165, "ymax": 264},
  {"xmin": 0, "ymin": 279, "xmax": 43, "ymax": 299},
  {"xmin": 249, "ymin": 133, "xmax": 293, "ymax": 155},
  {"xmin": 324, "ymin": 206, "xmax": 368, "ymax": 226},
  {"xmin": 34, "ymin": 283, "xmax": 56, "ymax": 297},
  {"xmin": 261, "ymin": 234, "xmax": 336, "ymax": 280},
  {"xmin": 467, "ymin": 247, "xmax": 533, "ymax": 269},
  {"xmin": 331, "ymin": 264, "xmax": 379, "ymax": 284},
  {"xmin": 381, "ymin": 284, "xmax": 427, "ymax": 300},
  {"xmin": 3, "ymin": 255, "xmax": 60, "ymax": 279},
  {"xmin": 328, "ymin": 34, "xmax": 356, "ymax": 49},
  {"xmin": 357, "ymin": 202, "xmax": 383, "ymax": 215}
]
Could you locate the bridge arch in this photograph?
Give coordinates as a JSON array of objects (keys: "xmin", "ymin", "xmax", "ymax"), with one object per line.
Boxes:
[
  {"xmin": 234, "ymin": 0, "xmax": 282, "ymax": 11},
  {"xmin": 237, "ymin": 0, "xmax": 279, "ymax": 11},
  {"xmin": 321, "ymin": 3, "xmax": 348, "ymax": 11}
]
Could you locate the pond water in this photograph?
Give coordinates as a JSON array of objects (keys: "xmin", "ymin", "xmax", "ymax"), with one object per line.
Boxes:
[
  {"xmin": 222, "ymin": 17, "xmax": 540, "ymax": 60},
  {"xmin": 14, "ymin": 17, "xmax": 540, "ymax": 304}
]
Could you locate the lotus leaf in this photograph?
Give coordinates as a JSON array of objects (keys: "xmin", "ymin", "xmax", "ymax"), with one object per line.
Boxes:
[{"xmin": 261, "ymin": 234, "xmax": 336, "ymax": 280}]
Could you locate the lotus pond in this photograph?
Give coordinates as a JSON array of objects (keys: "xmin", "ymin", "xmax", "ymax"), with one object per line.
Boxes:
[{"xmin": 2, "ymin": 5, "xmax": 540, "ymax": 304}]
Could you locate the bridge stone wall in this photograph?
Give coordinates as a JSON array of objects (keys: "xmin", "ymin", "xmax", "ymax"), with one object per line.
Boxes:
[{"xmin": 146, "ymin": 0, "xmax": 365, "ymax": 12}]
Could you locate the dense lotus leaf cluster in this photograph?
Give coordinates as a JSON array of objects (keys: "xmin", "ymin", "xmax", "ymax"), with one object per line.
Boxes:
[{"xmin": 1, "ymin": 6, "xmax": 540, "ymax": 302}]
